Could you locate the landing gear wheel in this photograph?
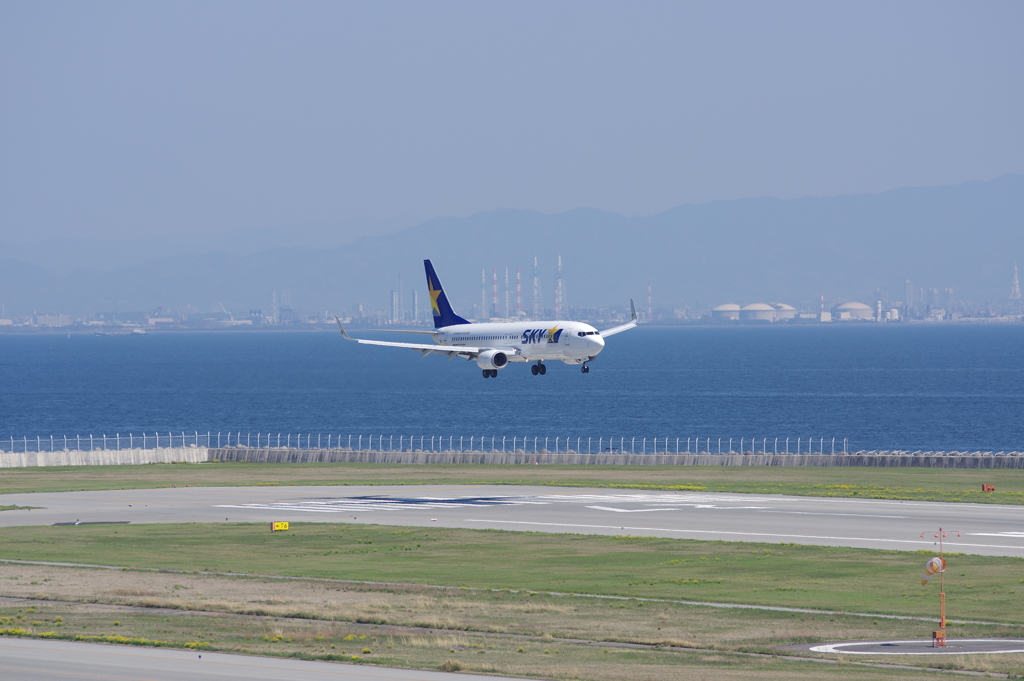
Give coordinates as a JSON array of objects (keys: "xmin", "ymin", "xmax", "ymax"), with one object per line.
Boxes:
[
  {"xmin": 581, "ymin": 364, "xmax": 590, "ymax": 374},
  {"xmin": 538, "ymin": 363, "xmax": 547, "ymax": 375},
  {"xmin": 531, "ymin": 364, "xmax": 539, "ymax": 376},
  {"xmin": 490, "ymin": 369, "xmax": 498, "ymax": 378},
  {"xmin": 482, "ymin": 369, "xmax": 489, "ymax": 378}
]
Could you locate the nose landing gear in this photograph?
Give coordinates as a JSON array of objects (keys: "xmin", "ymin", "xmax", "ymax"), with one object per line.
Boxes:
[
  {"xmin": 581, "ymin": 363, "xmax": 590, "ymax": 374},
  {"xmin": 531, "ymin": 363, "xmax": 547, "ymax": 376}
]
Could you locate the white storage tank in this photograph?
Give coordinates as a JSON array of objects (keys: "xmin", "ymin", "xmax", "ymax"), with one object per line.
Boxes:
[
  {"xmin": 771, "ymin": 303, "xmax": 797, "ymax": 321},
  {"xmin": 740, "ymin": 303, "xmax": 776, "ymax": 322},
  {"xmin": 712, "ymin": 303, "xmax": 741, "ymax": 321},
  {"xmin": 833, "ymin": 301, "xmax": 874, "ymax": 320}
]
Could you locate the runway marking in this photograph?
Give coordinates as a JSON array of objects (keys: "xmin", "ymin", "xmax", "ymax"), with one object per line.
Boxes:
[
  {"xmin": 215, "ymin": 493, "xmax": 781, "ymax": 516},
  {"xmin": 216, "ymin": 494, "xmax": 536, "ymax": 514},
  {"xmin": 808, "ymin": 639, "xmax": 1024, "ymax": 655},
  {"xmin": 585, "ymin": 506, "xmax": 678, "ymax": 513},
  {"xmin": 970, "ymin": 532, "xmax": 1024, "ymax": 537},
  {"xmin": 757, "ymin": 511, "xmax": 907, "ymax": 519},
  {"xmin": 462, "ymin": 519, "xmax": 1024, "ymax": 550}
]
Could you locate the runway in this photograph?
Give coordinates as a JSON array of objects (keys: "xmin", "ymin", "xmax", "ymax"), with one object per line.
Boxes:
[
  {"xmin": 0, "ymin": 638, "xmax": 519, "ymax": 681},
  {"xmin": 2, "ymin": 485, "xmax": 1023, "ymax": 557}
]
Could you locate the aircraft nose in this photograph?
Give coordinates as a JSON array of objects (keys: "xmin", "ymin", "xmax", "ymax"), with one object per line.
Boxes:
[{"xmin": 592, "ymin": 334, "xmax": 606, "ymax": 351}]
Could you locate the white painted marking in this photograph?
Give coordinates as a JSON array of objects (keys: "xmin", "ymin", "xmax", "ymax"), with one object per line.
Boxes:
[
  {"xmin": 585, "ymin": 506, "xmax": 677, "ymax": 513},
  {"xmin": 970, "ymin": 532, "xmax": 1024, "ymax": 537},
  {"xmin": 462, "ymin": 520, "xmax": 1024, "ymax": 550},
  {"xmin": 809, "ymin": 639, "xmax": 1024, "ymax": 655},
  {"xmin": 758, "ymin": 511, "xmax": 907, "ymax": 519}
]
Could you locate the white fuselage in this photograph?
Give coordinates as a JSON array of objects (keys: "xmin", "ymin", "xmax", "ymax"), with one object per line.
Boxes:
[{"xmin": 436, "ymin": 321, "xmax": 605, "ymax": 364}]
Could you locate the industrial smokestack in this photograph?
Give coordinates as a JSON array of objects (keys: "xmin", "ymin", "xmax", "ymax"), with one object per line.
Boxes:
[
  {"xmin": 532, "ymin": 256, "xmax": 542, "ymax": 320},
  {"xmin": 492, "ymin": 267, "xmax": 499, "ymax": 318},
  {"xmin": 516, "ymin": 267, "xmax": 522, "ymax": 316}
]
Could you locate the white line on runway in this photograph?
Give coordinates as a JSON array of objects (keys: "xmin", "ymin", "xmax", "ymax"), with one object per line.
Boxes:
[
  {"xmin": 585, "ymin": 506, "xmax": 678, "ymax": 513},
  {"xmin": 756, "ymin": 511, "xmax": 907, "ymax": 518},
  {"xmin": 462, "ymin": 519, "xmax": 1024, "ymax": 550},
  {"xmin": 808, "ymin": 639, "xmax": 1024, "ymax": 655}
]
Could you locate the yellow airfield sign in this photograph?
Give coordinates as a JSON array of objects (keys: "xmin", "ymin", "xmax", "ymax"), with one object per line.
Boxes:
[{"xmin": 271, "ymin": 521, "xmax": 290, "ymax": 531}]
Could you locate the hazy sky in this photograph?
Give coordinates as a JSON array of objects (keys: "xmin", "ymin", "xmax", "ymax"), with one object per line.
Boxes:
[{"xmin": 2, "ymin": 1, "xmax": 1021, "ymax": 245}]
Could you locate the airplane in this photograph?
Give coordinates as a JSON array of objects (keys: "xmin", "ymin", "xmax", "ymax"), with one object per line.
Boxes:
[{"xmin": 336, "ymin": 259, "xmax": 637, "ymax": 378}]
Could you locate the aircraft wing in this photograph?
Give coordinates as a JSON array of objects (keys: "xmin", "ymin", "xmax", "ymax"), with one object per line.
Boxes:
[
  {"xmin": 336, "ymin": 318, "xmax": 489, "ymax": 359},
  {"xmin": 600, "ymin": 298, "xmax": 639, "ymax": 337},
  {"xmin": 368, "ymin": 329, "xmax": 440, "ymax": 336}
]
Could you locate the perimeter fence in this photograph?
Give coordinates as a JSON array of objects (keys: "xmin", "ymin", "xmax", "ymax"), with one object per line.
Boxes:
[
  {"xmin": 1, "ymin": 432, "xmax": 1022, "ymax": 458},
  {"xmin": 0, "ymin": 432, "xmax": 865, "ymax": 456}
]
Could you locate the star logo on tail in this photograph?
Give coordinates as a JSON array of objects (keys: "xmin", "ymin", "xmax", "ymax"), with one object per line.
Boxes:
[{"xmin": 428, "ymin": 279, "xmax": 442, "ymax": 316}]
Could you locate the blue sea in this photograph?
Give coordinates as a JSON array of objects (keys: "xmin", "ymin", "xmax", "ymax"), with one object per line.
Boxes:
[{"xmin": 1, "ymin": 325, "xmax": 1022, "ymax": 452}]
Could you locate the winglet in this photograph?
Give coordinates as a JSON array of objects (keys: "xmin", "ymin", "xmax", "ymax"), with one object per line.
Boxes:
[
  {"xmin": 335, "ymin": 316, "xmax": 355, "ymax": 341},
  {"xmin": 630, "ymin": 298, "xmax": 637, "ymax": 323}
]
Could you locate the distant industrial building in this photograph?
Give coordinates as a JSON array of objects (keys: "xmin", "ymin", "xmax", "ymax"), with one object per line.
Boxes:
[
  {"xmin": 711, "ymin": 303, "xmax": 740, "ymax": 321},
  {"xmin": 772, "ymin": 303, "xmax": 797, "ymax": 320},
  {"xmin": 832, "ymin": 301, "xmax": 874, "ymax": 320},
  {"xmin": 739, "ymin": 303, "xmax": 775, "ymax": 322},
  {"xmin": 711, "ymin": 302, "xmax": 797, "ymax": 323}
]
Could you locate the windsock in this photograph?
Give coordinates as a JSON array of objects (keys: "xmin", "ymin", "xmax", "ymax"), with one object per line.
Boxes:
[{"xmin": 921, "ymin": 556, "xmax": 946, "ymax": 585}]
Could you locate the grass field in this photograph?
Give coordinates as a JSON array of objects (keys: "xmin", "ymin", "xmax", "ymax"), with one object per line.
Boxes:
[
  {"xmin": 2, "ymin": 557, "xmax": 1022, "ymax": 679},
  {"xmin": 1, "ymin": 462, "xmax": 1023, "ymax": 504},
  {"xmin": 4, "ymin": 464, "xmax": 1024, "ymax": 678},
  {"xmin": 1, "ymin": 523, "xmax": 1022, "ymax": 624},
  {"xmin": 1, "ymin": 599, "xmax": 959, "ymax": 681}
]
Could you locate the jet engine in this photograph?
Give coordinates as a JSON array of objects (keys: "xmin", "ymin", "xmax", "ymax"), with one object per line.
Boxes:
[{"xmin": 476, "ymin": 349, "xmax": 508, "ymax": 370}]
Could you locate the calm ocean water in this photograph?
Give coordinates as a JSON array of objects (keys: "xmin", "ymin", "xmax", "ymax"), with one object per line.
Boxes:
[{"xmin": 1, "ymin": 325, "xmax": 1022, "ymax": 452}]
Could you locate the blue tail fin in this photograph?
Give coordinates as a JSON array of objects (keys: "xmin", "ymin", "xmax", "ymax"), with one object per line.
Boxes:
[{"xmin": 424, "ymin": 260, "xmax": 470, "ymax": 328}]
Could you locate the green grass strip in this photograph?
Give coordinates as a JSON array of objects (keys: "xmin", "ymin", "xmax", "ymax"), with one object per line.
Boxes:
[
  {"xmin": 1, "ymin": 462, "xmax": 1023, "ymax": 504},
  {"xmin": 1, "ymin": 522, "xmax": 1022, "ymax": 624}
]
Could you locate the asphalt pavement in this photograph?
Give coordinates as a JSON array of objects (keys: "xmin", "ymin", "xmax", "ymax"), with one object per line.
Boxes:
[
  {"xmin": 1, "ymin": 484, "xmax": 1023, "ymax": 556},
  {"xmin": 0, "ymin": 638, "xmax": 519, "ymax": 681}
]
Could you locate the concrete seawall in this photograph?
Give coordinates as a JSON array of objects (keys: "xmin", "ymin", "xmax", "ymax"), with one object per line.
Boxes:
[
  {"xmin": 211, "ymin": 448, "xmax": 1024, "ymax": 469},
  {"xmin": 0, "ymin": 447, "xmax": 209, "ymax": 468}
]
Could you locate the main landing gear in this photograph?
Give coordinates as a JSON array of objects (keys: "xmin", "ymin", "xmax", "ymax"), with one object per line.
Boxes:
[
  {"xmin": 581, "ymin": 363, "xmax": 590, "ymax": 374},
  {"xmin": 482, "ymin": 369, "xmax": 498, "ymax": 378},
  {"xmin": 530, "ymin": 362, "xmax": 547, "ymax": 376}
]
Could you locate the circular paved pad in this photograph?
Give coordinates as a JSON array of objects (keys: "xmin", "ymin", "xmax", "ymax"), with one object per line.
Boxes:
[{"xmin": 797, "ymin": 639, "xmax": 1024, "ymax": 655}]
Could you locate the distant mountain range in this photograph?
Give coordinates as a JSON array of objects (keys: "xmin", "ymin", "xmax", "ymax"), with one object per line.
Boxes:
[{"xmin": 2, "ymin": 175, "xmax": 1023, "ymax": 318}]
